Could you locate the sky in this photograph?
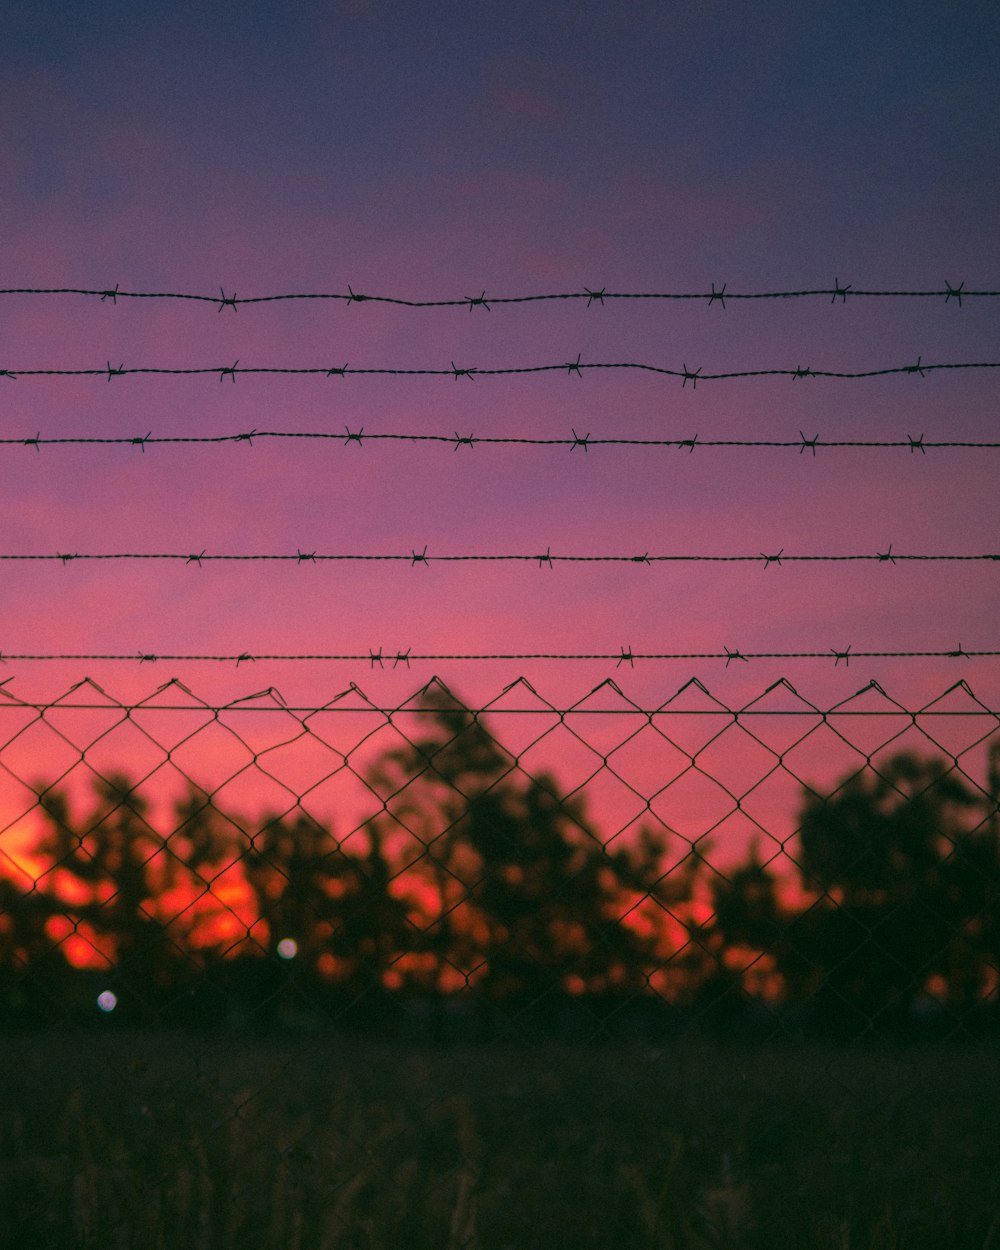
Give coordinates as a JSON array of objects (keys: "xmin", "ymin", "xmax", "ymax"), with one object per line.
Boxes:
[{"xmin": 1, "ymin": 0, "xmax": 998, "ymax": 807}]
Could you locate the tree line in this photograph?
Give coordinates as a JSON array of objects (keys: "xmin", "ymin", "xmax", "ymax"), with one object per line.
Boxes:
[{"xmin": 2, "ymin": 687, "xmax": 998, "ymax": 1041}]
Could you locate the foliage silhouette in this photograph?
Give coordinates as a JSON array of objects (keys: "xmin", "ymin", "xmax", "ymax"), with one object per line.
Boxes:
[
  {"xmin": 0, "ymin": 706, "xmax": 997, "ymax": 1039},
  {"xmin": 788, "ymin": 750, "xmax": 999, "ymax": 1036},
  {"xmin": 18, "ymin": 777, "xmax": 241, "ymax": 1020},
  {"xmin": 364, "ymin": 684, "xmax": 695, "ymax": 1025},
  {"xmin": 237, "ymin": 807, "xmax": 415, "ymax": 1028},
  {"xmin": 705, "ymin": 748, "xmax": 1000, "ymax": 1039},
  {"xmin": 695, "ymin": 842, "xmax": 786, "ymax": 1032}
]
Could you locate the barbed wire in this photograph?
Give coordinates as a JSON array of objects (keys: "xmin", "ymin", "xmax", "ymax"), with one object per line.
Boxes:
[
  {"xmin": 6, "ymin": 429, "xmax": 999, "ymax": 455},
  {"xmin": 0, "ymin": 280, "xmax": 994, "ymax": 309},
  {"xmin": 1, "ymin": 357, "xmax": 997, "ymax": 385},
  {"xmin": 0, "ymin": 547, "xmax": 995, "ymax": 567},
  {"xmin": 1, "ymin": 647, "xmax": 996, "ymax": 669},
  {"xmin": 2, "ymin": 548, "xmax": 996, "ymax": 566}
]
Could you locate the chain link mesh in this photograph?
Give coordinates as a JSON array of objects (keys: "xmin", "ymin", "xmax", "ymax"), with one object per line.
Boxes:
[{"xmin": 1, "ymin": 675, "xmax": 999, "ymax": 1246}]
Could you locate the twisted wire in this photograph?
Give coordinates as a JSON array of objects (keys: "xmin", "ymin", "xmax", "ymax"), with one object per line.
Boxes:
[
  {"xmin": 1, "ymin": 647, "xmax": 996, "ymax": 669},
  {"xmin": 1, "ymin": 549, "xmax": 995, "ymax": 565},
  {"xmin": 0, "ymin": 280, "xmax": 993, "ymax": 309},
  {"xmin": 1, "ymin": 357, "xmax": 997, "ymax": 384},
  {"xmin": 6, "ymin": 430, "xmax": 998, "ymax": 454}
]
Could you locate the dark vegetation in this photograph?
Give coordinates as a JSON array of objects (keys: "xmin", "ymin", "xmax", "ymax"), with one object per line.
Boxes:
[
  {"xmin": 3, "ymin": 1030, "xmax": 1000, "ymax": 1249},
  {"xmin": 1, "ymin": 685, "xmax": 998, "ymax": 1044}
]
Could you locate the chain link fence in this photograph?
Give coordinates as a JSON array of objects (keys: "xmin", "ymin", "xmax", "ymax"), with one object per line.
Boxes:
[{"xmin": 2, "ymin": 674, "xmax": 999, "ymax": 1248}]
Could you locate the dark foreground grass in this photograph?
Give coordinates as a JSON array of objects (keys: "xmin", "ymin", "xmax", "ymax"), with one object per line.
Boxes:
[{"xmin": 2, "ymin": 1029, "xmax": 999, "ymax": 1250}]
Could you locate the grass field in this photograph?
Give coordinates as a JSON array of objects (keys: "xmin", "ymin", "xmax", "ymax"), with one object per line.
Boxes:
[{"xmin": 2, "ymin": 1029, "xmax": 999, "ymax": 1249}]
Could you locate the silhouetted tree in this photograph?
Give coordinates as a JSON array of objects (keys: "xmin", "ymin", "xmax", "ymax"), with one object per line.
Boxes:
[
  {"xmin": 779, "ymin": 752, "xmax": 998, "ymax": 1037},
  {"xmin": 242, "ymin": 809, "xmax": 414, "ymax": 1002},
  {"xmin": 0, "ymin": 873, "xmax": 70, "ymax": 1022},
  {"xmin": 366, "ymin": 682, "xmax": 697, "ymax": 1022},
  {"xmin": 695, "ymin": 842, "xmax": 786, "ymax": 1031},
  {"xmin": 32, "ymin": 775, "xmax": 233, "ymax": 1017}
]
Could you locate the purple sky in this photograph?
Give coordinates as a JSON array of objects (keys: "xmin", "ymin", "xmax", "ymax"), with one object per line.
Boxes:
[{"xmin": 1, "ymin": 0, "xmax": 998, "ymax": 727}]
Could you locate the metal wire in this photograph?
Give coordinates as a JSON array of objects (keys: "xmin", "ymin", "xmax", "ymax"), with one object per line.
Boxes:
[
  {"xmin": 1, "ymin": 548, "xmax": 995, "ymax": 566},
  {"xmin": 0, "ymin": 279, "xmax": 993, "ymax": 308},
  {"xmin": 7, "ymin": 429, "xmax": 998, "ymax": 455},
  {"xmin": 0, "ymin": 671, "xmax": 997, "ymax": 718},
  {"xmin": 1, "ymin": 356, "xmax": 997, "ymax": 384},
  {"xmin": 1, "ymin": 647, "xmax": 996, "ymax": 669}
]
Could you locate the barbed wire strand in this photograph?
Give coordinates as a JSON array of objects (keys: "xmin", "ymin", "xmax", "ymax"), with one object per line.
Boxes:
[
  {"xmin": 0, "ymin": 648, "xmax": 997, "ymax": 669},
  {"xmin": 0, "ymin": 281, "xmax": 995, "ymax": 309},
  {"xmin": 6, "ymin": 430, "xmax": 999, "ymax": 454},
  {"xmin": 1, "ymin": 549, "xmax": 996, "ymax": 566},
  {"xmin": 1, "ymin": 358, "xmax": 997, "ymax": 385}
]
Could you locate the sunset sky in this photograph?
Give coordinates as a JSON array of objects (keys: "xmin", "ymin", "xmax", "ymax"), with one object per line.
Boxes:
[{"xmin": 2, "ymin": 0, "xmax": 998, "ymax": 731}]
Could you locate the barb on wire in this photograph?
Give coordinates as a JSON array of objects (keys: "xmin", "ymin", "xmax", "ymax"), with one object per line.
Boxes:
[
  {"xmin": 1, "ymin": 357, "xmax": 997, "ymax": 384},
  {"xmin": 3, "ymin": 281, "xmax": 998, "ymax": 308},
  {"xmin": 1, "ymin": 548, "xmax": 997, "ymax": 566}
]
